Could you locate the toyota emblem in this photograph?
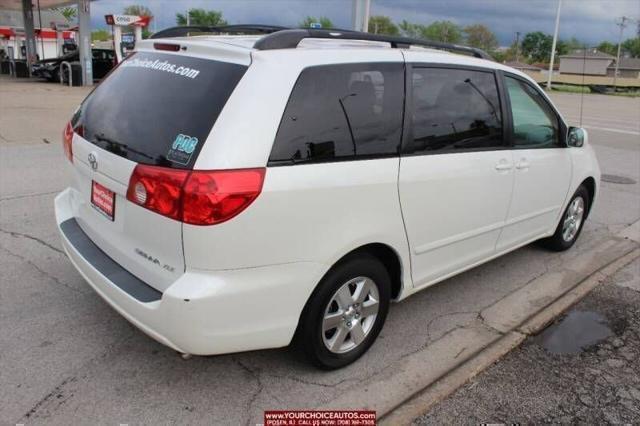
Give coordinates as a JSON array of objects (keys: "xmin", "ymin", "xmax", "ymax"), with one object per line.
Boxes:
[{"xmin": 88, "ymin": 153, "xmax": 98, "ymax": 171}]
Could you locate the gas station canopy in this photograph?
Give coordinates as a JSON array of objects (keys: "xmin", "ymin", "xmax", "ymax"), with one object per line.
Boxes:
[
  {"xmin": 0, "ymin": 0, "xmax": 80, "ymax": 10},
  {"xmin": 0, "ymin": 0, "xmax": 95, "ymax": 84}
]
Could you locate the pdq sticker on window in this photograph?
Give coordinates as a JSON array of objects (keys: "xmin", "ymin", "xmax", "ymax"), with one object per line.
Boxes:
[{"xmin": 167, "ymin": 134, "xmax": 199, "ymax": 165}]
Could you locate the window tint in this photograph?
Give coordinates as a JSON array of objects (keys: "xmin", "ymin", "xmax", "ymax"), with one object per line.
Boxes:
[
  {"xmin": 74, "ymin": 51, "xmax": 247, "ymax": 169},
  {"xmin": 410, "ymin": 67, "xmax": 503, "ymax": 153},
  {"xmin": 269, "ymin": 63, "xmax": 404, "ymax": 165},
  {"xmin": 506, "ymin": 76, "xmax": 559, "ymax": 148}
]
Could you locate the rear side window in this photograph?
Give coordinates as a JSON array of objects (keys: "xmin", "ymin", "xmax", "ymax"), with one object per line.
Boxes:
[
  {"xmin": 73, "ymin": 51, "xmax": 247, "ymax": 169},
  {"xmin": 409, "ymin": 67, "xmax": 503, "ymax": 153},
  {"xmin": 268, "ymin": 63, "xmax": 404, "ymax": 165}
]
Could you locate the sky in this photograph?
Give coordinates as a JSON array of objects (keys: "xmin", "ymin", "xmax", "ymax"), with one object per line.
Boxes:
[{"xmin": 90, "ymin": 0, "xmax": 640, "ymax": 46}]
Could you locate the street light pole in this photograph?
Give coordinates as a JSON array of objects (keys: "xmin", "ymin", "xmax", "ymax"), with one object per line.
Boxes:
[{"xmin": 546, "ymin": 0, "xmax": 562, "ymax": 90}]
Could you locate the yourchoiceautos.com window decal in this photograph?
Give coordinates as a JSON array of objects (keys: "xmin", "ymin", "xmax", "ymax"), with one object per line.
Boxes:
[{"xmin": 121, "ymin": 57, "xmax": 201, "ymax": 79}]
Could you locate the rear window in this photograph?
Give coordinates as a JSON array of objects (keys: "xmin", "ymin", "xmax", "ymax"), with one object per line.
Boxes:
[{"xmin": 73, "ymin": 51, "xmax": 247, "ymax": 168}]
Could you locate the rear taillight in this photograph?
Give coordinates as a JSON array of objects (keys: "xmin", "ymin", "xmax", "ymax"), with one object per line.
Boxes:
[
  {"xmin": 62, "ymin": 121, "xmax": 74, "ymax": 162},
  {"xmin": 182, "ymin": 168, "xmax": 265, "ymax": 225},
  {"xmin": 126, "ymin": 165, "xmax": 190, "ymax": 221},
  {"xmin": 126, "ymin": 165, "xmax": 265, "ymax": 226}
]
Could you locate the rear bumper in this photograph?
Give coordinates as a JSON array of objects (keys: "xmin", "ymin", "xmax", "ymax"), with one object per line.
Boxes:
[{"xmin": 55, "ymin": 188, "xmax": 325, "ymax": 355}]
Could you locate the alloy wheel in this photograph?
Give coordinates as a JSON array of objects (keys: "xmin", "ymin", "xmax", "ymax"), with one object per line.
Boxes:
[
  {"xmin": 322, "ymin": 276, "xmax": 380, "ymax": 354},
  {"xmin": 562, "ymin": 196, "xmax": 585, "ymax": 242}
]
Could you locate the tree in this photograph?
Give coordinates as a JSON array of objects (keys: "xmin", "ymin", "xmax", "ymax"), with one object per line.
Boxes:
[
  {"xmin": 463, "ymin": 24, "xmax": 498, "ymax": 52},
  {"xmin": 55, "ymin": 6, "xmax": 77, "ymax": 22},
  {"xmin": 521, "ymin": 31, "xmax": 553, "ymax": 63},
  {"xmin": 555, "ymin": 39, "xmax": 570, "ymax": 56},
  {"xmin": 176, "ymin": 9, "xmax": 227, "ymax": 26},
  {"xmin": 299, "ymin": 16, "xmax": 334, "ymax": 29},
  {"xmin": 91, "ymin": 30, "xmax": 111, "ymax": 42},
  {"xmin": 398, "ymin": 20, "xmax": 462, "ymax": 43},
  {"xmin": 123, "ymin": 5, "xmax": 153, "ymax": 39},
  {"xmin": 422, "ymin": 21, "xmax": 463, "ymax": 44},
  {"xmin": 123, "ymin": 4, "xmax": 152, "ymax": 19},
  {"xmin": 399, "ymin": 20, "xmax": 424, "ymax": 38},
  {"xmin": 368, "ymin": 16, "xmax": 399, "ymax": 35},
  {"xmin": 622, "ymin": 37, "xmax": 640, "ymax": 58},
  {"xmin": 597, "ymin": 41, "xmax": 617, "ymax": 56},
  {"xmin": 564, "ymin": 37, "xmax": 582, "ymax": 53}
]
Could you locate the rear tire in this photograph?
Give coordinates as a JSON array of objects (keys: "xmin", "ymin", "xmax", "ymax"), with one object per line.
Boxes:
[
  {"xmin": 541, "ymin": 185, "xmax": 589, "ymax": 251},
  {"xmin": 296, "ymin": 254, "xmax": 390, "ymax": 370}
]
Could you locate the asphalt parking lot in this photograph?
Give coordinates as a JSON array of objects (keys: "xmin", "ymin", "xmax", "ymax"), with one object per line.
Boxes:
[{"xmin": 1, "ymin": 76, "xmax": 639, "ymax": 424}]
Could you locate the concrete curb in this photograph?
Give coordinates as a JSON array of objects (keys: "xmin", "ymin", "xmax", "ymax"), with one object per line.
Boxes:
[
  {"xmin": 518, "ymin": 248, "xmax": 640, "ymax": 336},
  {"xmin": 382, "ymin": 247, "xmax": 640, "ymax": 425},
  {"xmin": 316, "ymin": 221, "xmax": 640, "ymax": 425},
  {"xmin": 379, "ymin": 330, "xmax": 526, "ymax": 426}
]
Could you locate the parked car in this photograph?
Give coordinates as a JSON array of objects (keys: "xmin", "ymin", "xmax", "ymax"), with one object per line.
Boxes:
[
  {"xmin": 32, "ymin": 48, "xmax": 115, "ymax": 82},
  {"xmin": 54, "ymin": 28, "xmax": 600, "ymax": 369}
]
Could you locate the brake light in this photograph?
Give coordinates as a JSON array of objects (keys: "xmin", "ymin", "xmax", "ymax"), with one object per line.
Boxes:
[
  {"xmin": 126, "ymin": 165, "xmax": 265, "ymax": 225},
  {"xmin": 62, "ymin": 121, "xmax": 74, "ymax": 163},
  {"xmin": 153, "ymin": 43, "xmax": 181, "ymax": 52}
]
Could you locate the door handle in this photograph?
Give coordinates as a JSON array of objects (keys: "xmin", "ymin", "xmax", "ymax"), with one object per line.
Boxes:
[
  {"xmin": 515, "ymin": 159, "xmax": 530, "ymax": 170},
  {"xmin": 495, "ymin": 162, "xmax": 513, "ymax": 171}
]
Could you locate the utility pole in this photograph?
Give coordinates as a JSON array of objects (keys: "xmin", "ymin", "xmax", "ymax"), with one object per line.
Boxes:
[
  {"xmin": 352, "ymin": 0, "xmax": 370, "ymax": 32},
  {"xmin": 515, "ymin": 31, "xmax": 521, "ymax": 62},
  {"xmin": 613, "ymin": 16, "xmax": 631, "ymax": 91},
  {"xmin": 547, "ymin": 0, "xmax": 562, "ymax": 90}
]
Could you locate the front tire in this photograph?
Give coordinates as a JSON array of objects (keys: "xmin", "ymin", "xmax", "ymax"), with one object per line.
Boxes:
[
  {"xmin": 541, "ymin": 185, "xmax": 589, "ymax": 251},
  {"xmin": 296, "ymin": 254, "xmax": 391, "ymax": 370}
]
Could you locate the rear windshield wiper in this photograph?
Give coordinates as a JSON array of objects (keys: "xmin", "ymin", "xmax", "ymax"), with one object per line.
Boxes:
[{"xmin": 94, "ymin": 133, "xmax": 153, "ymax": 161}]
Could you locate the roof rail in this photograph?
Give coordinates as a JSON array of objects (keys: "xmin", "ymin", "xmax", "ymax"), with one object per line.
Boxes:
[
  {"xmin": 150, "ymin": 24, "xmax": 288, "ymax": 40},
  {"xmin": 253, "ymin": 29, "xmax": 493, "ymax": 60}
]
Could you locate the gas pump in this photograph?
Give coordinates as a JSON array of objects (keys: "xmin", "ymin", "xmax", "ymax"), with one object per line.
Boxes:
[
  {"xmin": 104, "ymin": 14, "xmax": 151, "ymax": 63},
  {"xmin": 51, "ymin": 22, "xmax": 74, "ymax": 56}
]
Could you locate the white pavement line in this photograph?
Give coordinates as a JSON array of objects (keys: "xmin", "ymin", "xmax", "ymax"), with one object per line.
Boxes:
[
  {"xmin": 583, "ymin": 126, "xmax": 640, "ymax": 136},
  {"xmin": 561, "ymin": 118, "xmax": 640, "ymax": 135},
  {"xmin": 563, "ymin": 115, "xmax": 640, "ymax": 126}
]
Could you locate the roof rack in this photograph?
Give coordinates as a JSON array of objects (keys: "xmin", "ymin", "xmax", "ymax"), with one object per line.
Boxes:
[
  {"xmin": 149, "ymin": 24, "xmax": 287, "ymax": 40},
  {"xmin": 253, "ymin": 29, "xmax": 493, "ymax": 60}
]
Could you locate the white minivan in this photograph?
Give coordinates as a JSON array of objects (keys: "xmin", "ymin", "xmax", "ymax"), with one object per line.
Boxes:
[{"xmin": 55, "ymin": 28, "xmax": 600, "ymax": 369}]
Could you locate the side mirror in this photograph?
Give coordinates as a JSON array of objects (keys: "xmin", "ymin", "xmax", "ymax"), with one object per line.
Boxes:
[{"xmin": 568, "ymin": 127, "xmax": 586, "ymax": 147}]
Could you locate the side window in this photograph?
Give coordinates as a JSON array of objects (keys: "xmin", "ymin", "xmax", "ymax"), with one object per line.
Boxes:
[
  {"xmin": 505, "ymin": 76, "xmax": 560, "ymax": 148},
  {"xmin": 410, "ymin": 67, "xmax": 503, "ymax": 153},
  {"xmin": 269, "ymin": 63, "xmax": 404, "ymax": 165}
]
